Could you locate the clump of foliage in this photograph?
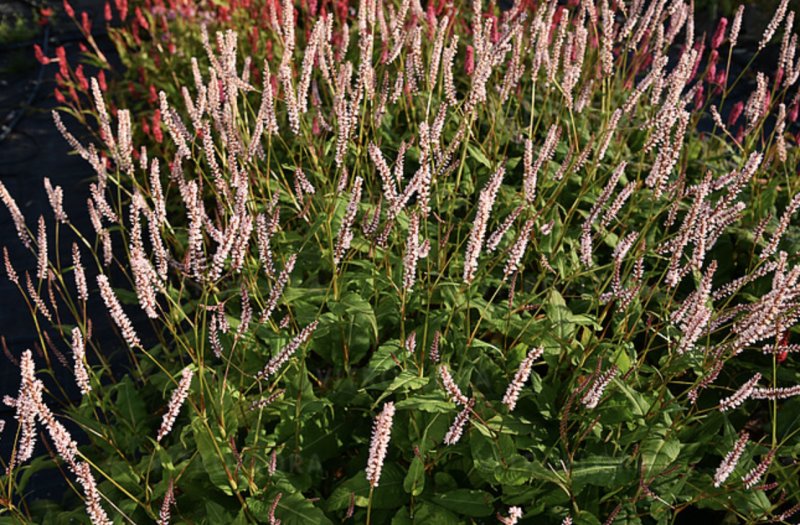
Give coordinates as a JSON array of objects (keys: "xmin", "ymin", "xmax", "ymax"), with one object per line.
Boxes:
[{"xmin": 5, "ymin": 0, "xmax": 800, "ymax": 524}]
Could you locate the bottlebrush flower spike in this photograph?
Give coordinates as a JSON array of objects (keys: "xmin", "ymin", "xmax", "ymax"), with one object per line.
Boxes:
[
  {"xmin": 439, "ymin": 365, "xmax": 469, "ymax": 406},
  {"xmin": 156, "ymin": 367, "xmax": 193, "ymax": 442},
  {"xmin": 368, "ymin": 142, "xmax": 399, "ymax": 205},
  {"xmin": 74, "ymin": 461, "xmax": 112, "ymax": 525},
  {"xmin": 333, "ymin": 176, "xmax": 363, "ymax": 267},
  {"xmin": 256, "ymin": 321, "xmax": 319, "ymax": 380},
  {"xmin": 36, "ymin": 216, "xmax": 47, "ymax": 280},
  {"xmin": 157, "ymin": 479, "xmax": 175, "ymax": 525},
  {"xmin": 503, "ymin": 219, "xmax": 536, "ymax": 281},
  {"xmin": 498, "ymin": 506, "xmax": 523, "ymax": 525},
  {"xmin": 671, "ymin": 261, "xmax": 716, "ymax": 355},
  {"xmin": 751, "ymin": 385, "xmax": 800, "ymax": 399},
  {"xmin": 502, "ymin": 347, "xmax": 544, "ymax": 411},
  {"xmin": 730, "ymin": 5, "xmax": 744, "ymax": 48},
  {"xmin": 581, "ymin": 365, "xmax": 619, "ymax": 409},
  {"xmin": 742, "ymin": 449, "xmax": 775, "ymax": 489},
  {"xmin": 761, "ymin": 192, "xmax": 800, "ymax": 259},
  {"xmin": 7, "ymin": 350, "xmax": 39, "ymax": 470},
  {"xmin": 4, "ymin": 246, "xmax": 18, "ymax": 284},
  {"xmin": 0, "ymin": 181, "xmax": 30, "ymax": 248},
  {"xmin": 71, "ymin": 328, "xmax": 91, "ymax": 395},
  {"xmin": 403, "ymin": 212, "xmax": 420, "ymax": 291},
  {"xmin": 429, "ymin": 330, "xmax": 441, "ymax": 363},
  {"xmin": 268, "ymin": 492, "xmax": 282, "ymax": 525},
  {"xmin": 259, "ymin": 254, "xmax": 297, "ymax": 324},
  {"xmin": 366, "ymin": 401, "xmax": 395, "ymax": 488},
  {"xmin": 719, "ymin": 373, "xmax": 761, "ymax": 412},
  {"xmin": 443, "ymin": 398, "xmax": 474, "ymax": 445},
  {"xmin": 26, "ymin": 272, "xmax": 52, "ymax": 322},
  {"xmin": 486, "ymin": 205, "xmax": 524, "ymax": 253},
  {"xmin": 97, "ymin": 275, "xmax": 142, "ymax": 348},
  {"xmin": 463, "ymin": 166, "xmax": 504, "ymax": 284},
  {"xmin": 405, "ymin": 332, "xmax": 416, "ymax": 355},
  {"xmin": 759, "ymin": 0, "xmax": 789, "ymax": 50},
  {"xmin": 714, "ymin": 431, "xmax": 749, "ymax": 487},
  {"xmin": 72, "ymin": 243, "xmax": 88, "ymax": 301},
  {"xmin": 43, "ymin": 178, "xmax": 68, "ymax": 224},
  {"xmin": 90, "ymin": 78, "xmax": 116, "ymax": 159}
]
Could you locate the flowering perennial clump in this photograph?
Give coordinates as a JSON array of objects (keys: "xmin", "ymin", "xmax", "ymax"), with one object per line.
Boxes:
[{"xmin": 3, "ymin": 0, "xmax": 800, "ymax": 523}]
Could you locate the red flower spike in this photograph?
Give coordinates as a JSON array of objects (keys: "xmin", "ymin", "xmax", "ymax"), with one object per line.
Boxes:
[
  {"xmin": 711, "ymin": 17, "xmax": 728, "ymax": 49},
  {"xmin": 55, "ymin": 46, "xmax": 68, "ymax": 77},
  {"xmin": 789, "ymin": 102, "xmax": 799, "ymax": 122},
  {"xmin": 694, "ymin": 84, "xmax": 705, "ymax": 111},
  {"xmin": 152, "ymin": 110, "xmax": 163, "ymax": 144},
  {"xmin": 74, "ymin": 65, "xmax": 89, "ymax": 92},
  {"xmin": 134, "ymin": 7, "xmax": 149, "ymax": 30},
  {"xmin": 708, "ymin": 50, "xmax": 719, "ymax": 81},
  {"xmin": 141, "ymin": 116, "xmax": 151, "ymax": 137},
  {"xmin": 38, "ymin": 7, "xmax": 54, "ymax": 26},
  {"xmin": 33, "ymin": 45, "xmax": 50, "ymax": 65},
  {"xmin": 115, "ymin": 0, "xmax": 128, "ymax": 20},
  {"xmin": 63, "ymin": 0, "xmax": 75, "ymax": 18},
  {"xmin": 728, "ymin": 101, "xmax": 744, "ymax": 126},
  {"xmin": 81, "ymin": 12, "xmax": 91, "ymax": 34},
  {"xmin": 778, "ymin": 330, "xmax": 789, "ymax": 363}
]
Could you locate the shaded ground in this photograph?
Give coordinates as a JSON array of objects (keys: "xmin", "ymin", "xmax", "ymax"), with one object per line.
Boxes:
[{"xmin": 0, "ymin": 0, "xmax": 148, "ymax": 505}]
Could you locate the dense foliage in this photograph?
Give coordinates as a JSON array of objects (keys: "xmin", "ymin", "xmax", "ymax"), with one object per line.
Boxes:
[{"xmin": 4, "ymin": 0, "xmax": 800, "ymax": 523}]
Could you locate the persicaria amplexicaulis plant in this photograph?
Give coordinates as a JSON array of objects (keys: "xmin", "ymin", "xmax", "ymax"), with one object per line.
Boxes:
[{"xmin": 3, "ymin": 0, "xmax": 800, "ymax": 523}]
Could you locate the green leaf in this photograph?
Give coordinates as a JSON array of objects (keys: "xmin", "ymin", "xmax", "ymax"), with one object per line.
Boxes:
[
  {"xmin": 254, "ymin": 478, "xmax": 334, "ymax": 525},
  {"xmin": 112, "ymin": 377, "xmax": 149, "ymax": 453},
  {"xmin": 466, "ymin": 143, "xmax": 492, "ymax": 169},
  {"xmin": 641, "ymin": 436, "xmax": 682, "ymax": 479},
  {"xmin": 412, "ymin": 502, "xmax": 461, "ymax": 524},
  {"xmin": 546, "ymin": 290, "xmax": 576, "ymax": 340},
  {"xmin": 430, "ymin": 489, "xmax": 494, "ymax": 517},
  {"xmin": 395, "ymin": 394, "xmax": 454, "ymax": 413},
  {"xmin": 339, "ymin": 291, "xmax": 378, "ymax": 339},
  {"xmin": 494, "ymin": 455, "xmax": 535, "ymax": 486},
  {"xmin": 328, "ymin": 466, "xmax": 407, "ymax": 511},
  {"xmin": 571, "ymin": 456, "xmax": 632, "ymax": 495},
  {"xmin": 616, "ymin": 382, "xmax": 651, "ymax": 418},
  {"xmin": 363, "ymin": 340, "xmax": 402, "ymax": 384},
  {"xmin": 392, "ymin": 507, "xmax": 414, "ymax": 525},
  {"xmin": 404, "ymin": 456, "xmax": 426, "ymax": 496},
  {"xmin": 205, "ymin": 500, "xmax": 233, "ymax": 523},
  {"xmin": 191, "ymin": 418, "xmax": 236, "ymax": 496},
  {"xmin": 375, "ymin": 371, "xmax": 429, "ymax": 404}
]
